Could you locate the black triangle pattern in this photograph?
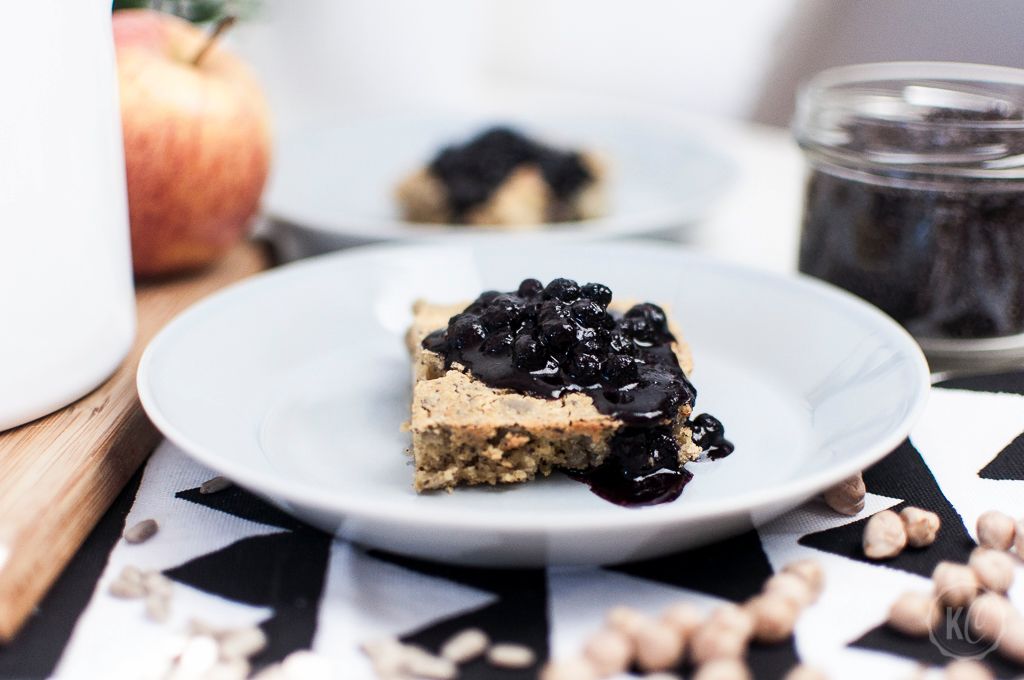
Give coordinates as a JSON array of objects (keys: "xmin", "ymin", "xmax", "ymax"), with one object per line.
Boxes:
[
  {"xmin": 6, "ymin": 371, "xmax": 1024, "ymax": 677},
  {"xmin": 168, "ymin": 486, "xmax": 333, "ymax": 672},
  {"xmin": 798, "ymin": 439, "xmax": 975, "ymax": 578},
  {"xmin": 175, "ymin": 486, "xmax": 308, "ymax": 532},
  {"xmin": 935, "ymin": 371, "xmax": 1024, "ymax": 396},
  {"xmin": 172, "ymin": 487, "xmax": 549, "ymax": 679},
  {"xmin": 0, "ymin": 469, "xmax": 144, "ymax": 679},
  {"xmin": 62, "ymin": 373, "xmax": 1024, "ymax": 676},
  {"xmin": 611, "ymin": 530, "xmax": 799, "ymax": 680},
  {"xmin": 978, "ymin": 431, "xmax": 1024, "ymax": 481},
  {"xmin": 933, "ymin": 371, "xmax": 1024, "ymax": 482},
  {"xmin": 851, "ymin": 623, "xmax": 1023, "ymax": 678},
  {"xmin": 368, "ymin": 551, "xmax": 548, "ymax": 680},
  {"xmin": 613, "ymin": 529, "xmax": 773, "ymax": 602}
]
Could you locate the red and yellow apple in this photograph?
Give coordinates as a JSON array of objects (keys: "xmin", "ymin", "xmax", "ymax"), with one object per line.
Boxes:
[{"xmin": 113, "ymin": 9, "xmax": 271, "ymax": 277}]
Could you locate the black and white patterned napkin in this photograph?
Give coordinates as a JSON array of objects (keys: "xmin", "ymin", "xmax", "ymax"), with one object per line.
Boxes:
[{"xmin": 2, "ymin": 372, "xmax": 1024, "ymax": 680}]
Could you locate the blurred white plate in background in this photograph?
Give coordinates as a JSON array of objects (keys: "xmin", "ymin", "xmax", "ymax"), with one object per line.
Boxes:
[
  {"xmin": 137, "ymin": 242, "xmax": 928, "ymax": 567},
  {"xmin": 263, "ymin": 111, "xmax": 735, "ymax": 251}
]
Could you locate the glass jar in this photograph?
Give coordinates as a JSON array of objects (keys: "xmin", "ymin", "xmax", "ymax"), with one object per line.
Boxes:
[{"xmin": 794, "ymin": 62, "xmax": 1024, "ymax": 366}]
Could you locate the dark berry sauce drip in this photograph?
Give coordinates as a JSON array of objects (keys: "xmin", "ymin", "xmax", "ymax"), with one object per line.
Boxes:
[
  {"xmin": 689, "ymin": 413, "xmax": 735, "ymax": 460},
  {"xmin": 564, "ymin": 427, "xmax": 694, "ymax": 506},
  {"xmin": 428, "ymin": 127, "xmax": 591, "ymax": 220},
  {"xmin": 423, "ymin": 278, "xmax": 732, "ymax": 507}
]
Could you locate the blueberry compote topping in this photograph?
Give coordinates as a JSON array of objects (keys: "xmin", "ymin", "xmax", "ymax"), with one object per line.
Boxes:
[
  {"xmin": 564, "ymin": 428, "xmax": 695, "ymax": 506},
  {"xmin": 428, "ymin": 127, "xmax": 592, "ymax": 221},
  {"xmin": 422, "ymin": 278, "xmax": 733, "ymax": 507},
  {"xmin": 689, "ymin": 413, "xmax": 735, "ymax": 460}
]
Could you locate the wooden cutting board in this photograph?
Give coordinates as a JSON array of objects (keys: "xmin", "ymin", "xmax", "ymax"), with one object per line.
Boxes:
[{"xmin": 0, "ymin": 242, "xmax": 272, "ymax": 642}]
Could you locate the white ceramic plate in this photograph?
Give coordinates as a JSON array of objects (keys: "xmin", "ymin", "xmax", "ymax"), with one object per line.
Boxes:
[
  {"xmin": 137, "ymin": 243, "xmax": 929, "ymax": 566},
  {"xmin": 263, "ymin": 112, "xmax": 734, "ymax": 247}
]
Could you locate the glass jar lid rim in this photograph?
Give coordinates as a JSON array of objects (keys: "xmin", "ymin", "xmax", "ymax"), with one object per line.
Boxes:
[
  {"xmin": 795, "ymin": 61, "xmax": 1024, "ymax": 179},
  {"xmin": 800, "ymin": 61, "xmax": 1024, "ymax": 130}
]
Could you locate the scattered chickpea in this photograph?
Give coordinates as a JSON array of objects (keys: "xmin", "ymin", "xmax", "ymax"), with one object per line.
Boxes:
[
  {"xmin": 1014, "ymin": 519, "xmax": 1024, "ymax": 556},
  {"xmin": 900, "ymin": 507, "xmax": 941, "ymax": 548},
  {"xmin": 977, "ymin": 511, "xmax": 1016, "ymax": 551},
  {"xmin": 439, "ymin": 628, "xmax": 489, "ymax": 664},
  {"xmin": 606, "ymin": 605, "xmax": 649, "ymax": 637},
  {"xmin": 783, "ymin": 665, "xmax": 828, "ymax": 680},
  {"xmin": 944, "ymin": 659, "xmax": 994, "ymax": 680},
  {"xmin": 745, "ymin": 594, "xmax": 800, "ymax": 643},
  {"xmin": 887, "ymin": 591, "xmax": 939, "ymax": 637},
  {"xmin": 969, "ymin": 547, "xmax": 1015, "ymax": 594},
  {"xmin": 763, "ymin": 573, "xmax": 814, "ymax": 609},
  {"xmin": 405, "ymin": 649, "xmax": 458, "ymax": 678},
  {"xmin": 692, "ymin": 658, "xmax": 752, "ymax": 680},
  {"xmin": 689, "ymin": 623, "xmax": 748, "ymax": 665},
  {"xmin": 781, "ymin": 560, "xmax": 825, "ymax": 601},
  {"xmin": 583, "ymin": 628, "xmax": 633, "ymax": 677},
  {"xmin": 634, "ymin": 619, "xmax": 685, "ymax": 672},
  {"xmin": 997, "ymin": 618, "xmax": 1024, "ymax": 665},
  {"xmin": 487, "ymin": 643, "xmax": 535, "ymax": 669},
  {"xmin": 968, "ymin": 592, "xmax": 1016, "ymax": 641},
  {"xmin": 565, "ymin": 562, "xmax": 830, "ymax": 680},
  {"xmin": 660, "ymin": 602, "xmax": 703, "ymax": 640},
  {"xmin": 823, "ymin": 473, "xmax": 866, "ymax": 516},
  {"xmin": 706, "ymin": 603, "xmax": 755, "ymax": 639},
  {"xmin": 933, "ymin": 562, "xmax": 980, "ymax": 608},
  {"xmin": 539, "ymin": 657, "xmax": 598, "ymax": 680},
  {"xmin": 863, "ymin": 510, "xmax": 908, "ymax": 559}
]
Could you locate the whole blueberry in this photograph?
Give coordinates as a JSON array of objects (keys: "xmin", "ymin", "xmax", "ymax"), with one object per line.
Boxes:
[
  {"xmin": 603, "ymin": 354, "xmax": 639, "ymax": 386},
  {"xmin": 540, "ymin": 318, "xmax": 576, "ymax": 350},
  {"xmin": 542, "ymin": 278, "xmax": 581, "ymax": 302},
  {"xmin": 570, "ymin": 299, "xmax": 607, "ymax": 328},
  {"xmin": 480, "ymin": 294, "xmax": 525, "ymax": 331},
  {"xmin": 576, "ymin": 325, "xmax": 601, "ymax": 345},
  {"xmin": 522, "ymin": 299, "xmax": 544, "ymax": 321},
  {"xmin": 690, "ymin": 413, "xmax": 724, "ymax": 448},
  {"xmin": 609, "ymin": 331, "xmax": 635, "ymax": 354},
  {"xmin": 625, "ymin": 303, "xmax": 669, "ymax": 336},
  {"xmin": 538, "ymin": 299, "xmax": 570, "ymax": 324},
  {"xmin": 581, "ymin": 282, "xmax": 612, "ymax": 307},
  {"xmin": 570, "ymin": 352, "xmax": 602, "ymax": 384},
  {"xmin": 478, "ymin": 290, "xmax": 502, "ymax": 303},
  {"xmin": 448, "ymin": 314, "xmax": 487, "ymax": 349},
  {"xmin": 481, "ymin": 331, "xmax": 514, "ymax": 355},
  {"xmin": 620, "ymin": 315, "xmax": 653, "ymax": 343},
  {"xmin": 467, "ymin": 291, "xmax": 502, "ymax": 313},
  {"xmin": 512, "ymin": 335, "xmax": 547, "ymax": 371},
  {"xmin": 517, "ymin": 278, "xmax": 544, "ymax": 298},
  {"xmin": 610, "ymin": 429, "xmax": 678, "ymax": 478},
  {"xmin": 577, "ymin": 338, "xmax": 606, "ymax": 357}
]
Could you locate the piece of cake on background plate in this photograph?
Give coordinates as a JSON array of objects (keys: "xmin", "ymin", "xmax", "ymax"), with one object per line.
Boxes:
[{"xmin": 395, "ymin": 127, "xmax": 608, "ymax": 227}]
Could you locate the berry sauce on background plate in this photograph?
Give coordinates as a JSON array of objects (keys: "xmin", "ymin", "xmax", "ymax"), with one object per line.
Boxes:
[
  {"xmin": 429, "ymin": 127, "xmax": 592, "ymax": 222},
  {"xmin": 423, "ymin": 278, "xmax": 733, "ymax": 506}
]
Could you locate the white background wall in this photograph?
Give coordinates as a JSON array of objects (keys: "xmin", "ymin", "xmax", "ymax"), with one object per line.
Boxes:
[
  {"xmin": 231, "ymin": 0, "xmax": 1024, "ymax": 133},
  {"xmin": 230, "ymin": 0, "xmax": 798, "ymax": 134}
]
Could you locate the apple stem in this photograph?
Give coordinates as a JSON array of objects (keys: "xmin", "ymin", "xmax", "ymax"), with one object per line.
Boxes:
[{"xmin": 191, "ymin": 15, "xmax": 237, "ymax": 67}]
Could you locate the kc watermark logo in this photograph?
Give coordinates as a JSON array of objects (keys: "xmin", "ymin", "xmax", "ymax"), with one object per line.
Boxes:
[{"xmin": 928, "ymin": 589, "xmax": 1006, "ymax": 661}]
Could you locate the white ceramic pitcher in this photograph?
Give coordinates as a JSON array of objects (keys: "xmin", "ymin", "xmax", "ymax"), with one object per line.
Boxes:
[{"xmin": 0, "ymin": 0, "xmax": 135, "ymax": 431}]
